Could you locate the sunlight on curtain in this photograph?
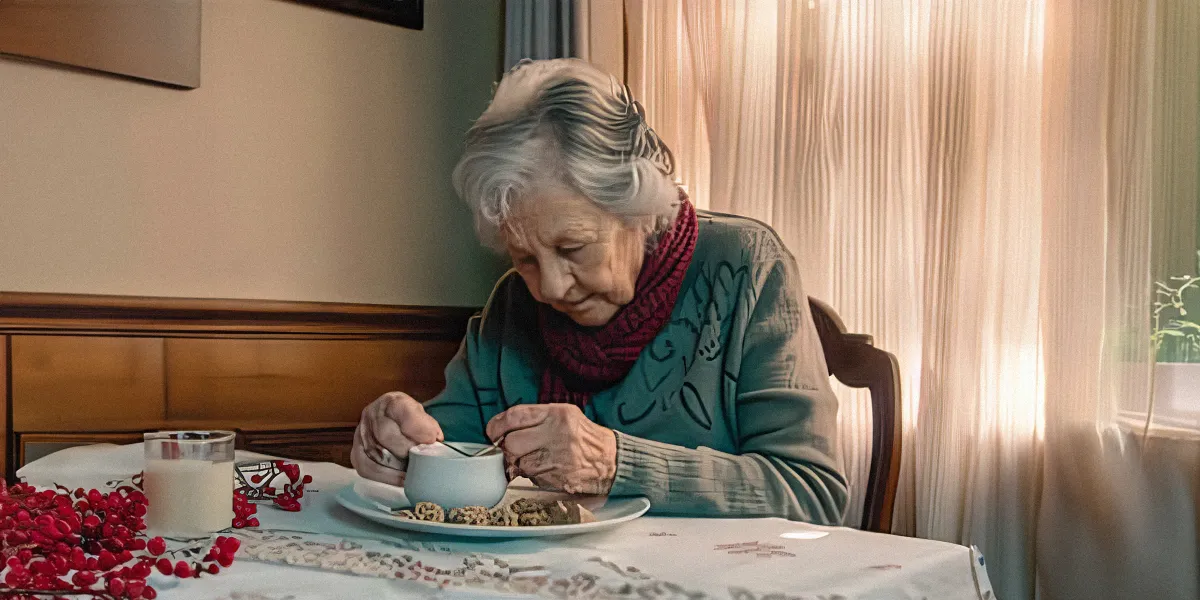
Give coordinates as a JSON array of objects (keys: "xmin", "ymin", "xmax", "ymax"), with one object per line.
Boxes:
[
  {"xmin": 1036, "ymin": 2, "xmax": 1200, "ymax": 599},
  {"xmin": 625, "ymin": 1, "xmax": 1174, "ymax": 598},
  {"xmin": 629, "ymin": 0, "xmax": 932, "ymax": 538}
]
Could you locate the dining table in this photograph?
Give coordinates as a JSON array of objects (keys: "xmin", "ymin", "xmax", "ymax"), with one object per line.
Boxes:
[{"xmin": 16, "ymin": 444, "xmax": 995, "ymax": 600}]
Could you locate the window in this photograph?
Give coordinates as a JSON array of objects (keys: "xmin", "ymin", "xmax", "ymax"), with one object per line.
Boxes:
[
  {"xmin": 1153, "ymin": 251, "xmax": 1200, "ymax": 425},
  {"xmin": 1149, "ymin": 15, "xmax": 1200, "ymax": 424}
]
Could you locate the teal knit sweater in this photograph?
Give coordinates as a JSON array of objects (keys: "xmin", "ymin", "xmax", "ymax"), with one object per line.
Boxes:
[{"xmin": 424, "ymin": 211, "xmax": 848, "ymax": 525}]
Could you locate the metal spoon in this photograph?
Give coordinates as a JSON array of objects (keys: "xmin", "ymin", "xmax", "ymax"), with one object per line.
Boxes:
[
  {"xmin": 441, "ymin": 439, "xmax": 503, "ymax": 457},
  {"xmin": 437, "ymin": 440, "xmax": 473, "ymax": 457}
]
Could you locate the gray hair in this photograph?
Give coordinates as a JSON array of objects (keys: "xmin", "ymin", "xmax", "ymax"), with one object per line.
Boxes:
[{"xmin": 452, "ymin": 59, "xmax": 679, "ymax": 251}]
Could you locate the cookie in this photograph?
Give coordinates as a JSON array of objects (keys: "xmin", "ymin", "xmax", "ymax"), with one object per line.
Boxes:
[
  {"xmin": 546, "ymin": 500, "xmax": 598, "ymax": 525},
  {"xmin": 397, "ymin": 498, "xmax": 594, "ymax": 527}
]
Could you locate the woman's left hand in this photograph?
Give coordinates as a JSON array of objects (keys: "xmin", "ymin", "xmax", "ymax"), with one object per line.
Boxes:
[{"xmin": 486, "ymin": 404, "xmax": 617, "ymax": 495}]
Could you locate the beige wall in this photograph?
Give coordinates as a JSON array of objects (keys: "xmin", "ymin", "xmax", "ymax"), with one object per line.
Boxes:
[{"xmin": 0, "ymin": 0, "xmax": 507, "ymax": 306}]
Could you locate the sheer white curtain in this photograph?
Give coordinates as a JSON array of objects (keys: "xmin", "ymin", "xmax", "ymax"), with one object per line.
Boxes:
[
  {"xmin": 624, "ymin": 1, "xmax": 1170, "ymax": 599},
  {"xmin": 1037, "ymin": 2, "xmax": 1200, "ymax": 599}
]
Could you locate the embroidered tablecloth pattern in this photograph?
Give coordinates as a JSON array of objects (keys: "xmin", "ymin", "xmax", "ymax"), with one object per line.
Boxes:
[{"xmin": 18, "ymin": 444, "xmax": 994, "ymax": 600}]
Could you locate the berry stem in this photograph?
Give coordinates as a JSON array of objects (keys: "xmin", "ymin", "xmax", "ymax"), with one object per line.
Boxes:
[{"xmin": 0, "ymin": 589, "xmax": 120, "ymax": 598}]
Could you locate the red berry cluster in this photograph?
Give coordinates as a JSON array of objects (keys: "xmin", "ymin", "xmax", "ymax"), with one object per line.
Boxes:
[
  {"xmin": 230, "ymin": 492, "xmax": 259, "ymax": 529},
  {"xmin": 269, "ymin": 462, "xmax": 312, "ymax": 513},
  {"xmin": 149, "ymin": 535, "xmax": 239, "ymax": 579},
  {"xmin": 0, "ymin": 461, "xmax": 310, "ymax": 596},
  {"xmin": 235, "ymin": 461, "xmax": 311, "ymax": 515},
  {"xmin": 0, "ymin": 480, "xmax": 241, "ymax": 599}
]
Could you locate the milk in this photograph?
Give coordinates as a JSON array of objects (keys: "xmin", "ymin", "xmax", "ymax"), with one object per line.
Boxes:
[{"xmin": 143, "ymin": 458, "xmax": 234, "ymax": 537}]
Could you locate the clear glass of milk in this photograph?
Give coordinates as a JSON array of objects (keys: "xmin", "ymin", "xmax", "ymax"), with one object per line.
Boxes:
[{"xmin": 143, "ymin": 431, "xmax": 236, "ymax": 538}]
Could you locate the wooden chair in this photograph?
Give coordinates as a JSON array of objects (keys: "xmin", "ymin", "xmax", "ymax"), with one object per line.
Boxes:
[{"xmin": 808, "ymin": 297, "xmax": 902, "ymax": 534}]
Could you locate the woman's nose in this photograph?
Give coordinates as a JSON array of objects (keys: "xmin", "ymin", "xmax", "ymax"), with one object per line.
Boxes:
[{"xmin": 538, "ymin": 262, "xmax": 573, "ymax": 302}]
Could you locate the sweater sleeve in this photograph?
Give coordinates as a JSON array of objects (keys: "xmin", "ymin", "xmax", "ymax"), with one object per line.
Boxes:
[{"xmin": 609, "ymin": 253, "xmax": 849, "ymax": 525}]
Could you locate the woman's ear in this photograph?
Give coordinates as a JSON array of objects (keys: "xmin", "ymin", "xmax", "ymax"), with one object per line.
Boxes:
[
  {"xmin": 636, "ymin": 216, "xmax": 664, "ymax": 253},
  {"xmin": 647, "ymin": 214, "xmax": 666, "ymax": 234}
]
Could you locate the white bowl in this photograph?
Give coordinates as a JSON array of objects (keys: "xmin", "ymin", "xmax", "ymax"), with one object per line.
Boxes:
[{"xmin": 403, "ymin": 443, "xmax": 507, "ymax": 509}]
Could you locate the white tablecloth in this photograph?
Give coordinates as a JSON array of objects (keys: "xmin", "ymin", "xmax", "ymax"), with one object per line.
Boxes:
[{"xmin": 18, "ymin": 444, "xmax": 994, "ymax": 600}]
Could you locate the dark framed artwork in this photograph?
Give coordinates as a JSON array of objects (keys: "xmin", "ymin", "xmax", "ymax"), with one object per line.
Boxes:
[
  {"xmin": 291, "ymin": 0, "xmax": 423, "ymax": 30},
  {"xmin": 0, "ymin": 0, "xmax": 201, "ymax": 89}
]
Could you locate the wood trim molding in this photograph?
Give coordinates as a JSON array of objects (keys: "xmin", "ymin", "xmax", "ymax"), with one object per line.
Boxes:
[
  {"xmin": 17, "ymin": 425, "xmax": 359, "ymax": 469},
  {"xmin": 1, "ymin": 292, "xmax": 473, "ymax": 479},
  {"xmin": 0, "ymin": 292, "xmax": 478, "ymax": 339},
  {"xmin": 1, "ymin": 336, "xmax": 9, "ymax": 482},
  {"xmin": 17, "ymin": 432, "xmax": 146, "ymax": 469}
]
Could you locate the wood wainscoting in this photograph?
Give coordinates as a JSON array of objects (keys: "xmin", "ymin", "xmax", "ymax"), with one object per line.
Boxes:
[{"xmin": 0, "ymin": 292, "xmax": 476, "ymax": 481}]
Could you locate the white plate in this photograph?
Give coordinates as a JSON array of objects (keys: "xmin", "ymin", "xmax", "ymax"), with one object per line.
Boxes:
[{"xmin": 335, "ymin": 481, "xmax": 651, "ymax": 539}]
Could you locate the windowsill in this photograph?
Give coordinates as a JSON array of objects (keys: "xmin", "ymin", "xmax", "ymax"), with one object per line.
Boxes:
[
  {"xmin": 1117, "ymin": 413, "xmax": 1200, "ymax": 441},
  {"xmin": 1117, "ymin": 362, "xmax": 1200, "ymax": 439}
]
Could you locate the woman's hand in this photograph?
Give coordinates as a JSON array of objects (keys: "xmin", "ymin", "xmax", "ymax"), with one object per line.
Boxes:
[
  {"xmin": 350, "ymin": 391, "xmax": 444, "ymax": 486},
  {"xmin": 486, "ymin": 404, "xmax": 617, "ymax": 495}
]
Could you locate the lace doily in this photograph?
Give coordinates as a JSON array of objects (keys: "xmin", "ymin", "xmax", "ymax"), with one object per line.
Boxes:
[{"xmin": 230, "ymin": 529, "xmax": 803, "ymax": 600}]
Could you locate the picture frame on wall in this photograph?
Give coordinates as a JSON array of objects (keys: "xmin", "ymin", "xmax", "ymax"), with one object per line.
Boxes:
[
  {"xmin": 291, "ymin": 0, "xmax": 423, "ymax": 30},
  {"xmin": 0, "ymin": 0, "xmax": 202, "ymax": 88}
]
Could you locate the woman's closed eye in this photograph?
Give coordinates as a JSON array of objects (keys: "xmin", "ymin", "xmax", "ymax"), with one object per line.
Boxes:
[{"xmin": 557, "ymin": 244, "xmax": 586, "ymax": 256}]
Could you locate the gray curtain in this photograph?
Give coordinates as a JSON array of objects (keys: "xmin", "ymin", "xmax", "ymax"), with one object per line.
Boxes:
[{"xmin": 504, "ymin": 0, "xmax": 577, "ymax": 70}]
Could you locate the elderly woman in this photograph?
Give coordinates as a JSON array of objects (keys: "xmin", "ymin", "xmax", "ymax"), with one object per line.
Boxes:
[{"xmin": 351, "ymin": 59, "xmax": 847, "ymax": 525}]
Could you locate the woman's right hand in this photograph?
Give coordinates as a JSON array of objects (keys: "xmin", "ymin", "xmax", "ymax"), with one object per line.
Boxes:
[{"xmin": 350, "ymin": 391, "xmax": 444, "ymax": 486}]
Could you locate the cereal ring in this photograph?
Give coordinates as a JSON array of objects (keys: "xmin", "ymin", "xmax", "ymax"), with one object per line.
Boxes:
[
  {"xmin": 518, "ymin": 510, "xmax": 550, "ymax": 526},
  {"xmin": 488, "ymin": 505, "xmax": 519, "ymax": 527},
  {"xmin": 510, "ymin": 498, "xmax": 552, "ymax": 515},
  {"xmin": 412, "ymin": 501, "xmax": 446, "ymax": 522},
  {"xmin": 449, "ymin": 506, "xmax": 490, "ymax": 525}
]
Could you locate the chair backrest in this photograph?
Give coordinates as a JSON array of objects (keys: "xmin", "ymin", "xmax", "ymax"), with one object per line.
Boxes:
[{"xmin": 808, "ymin": 297, "xmax": 902, "ymax": 533}]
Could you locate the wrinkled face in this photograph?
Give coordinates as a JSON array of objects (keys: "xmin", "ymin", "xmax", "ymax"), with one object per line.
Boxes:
[{"xmin": 504, "ymin": 184, "xmax": 650, "ymax": 327}]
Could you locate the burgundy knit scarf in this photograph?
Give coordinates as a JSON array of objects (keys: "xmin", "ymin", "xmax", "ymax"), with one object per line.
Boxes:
[{"xmin": 537, "ymin": 195, "xmax": 699, "ymax": 407}]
